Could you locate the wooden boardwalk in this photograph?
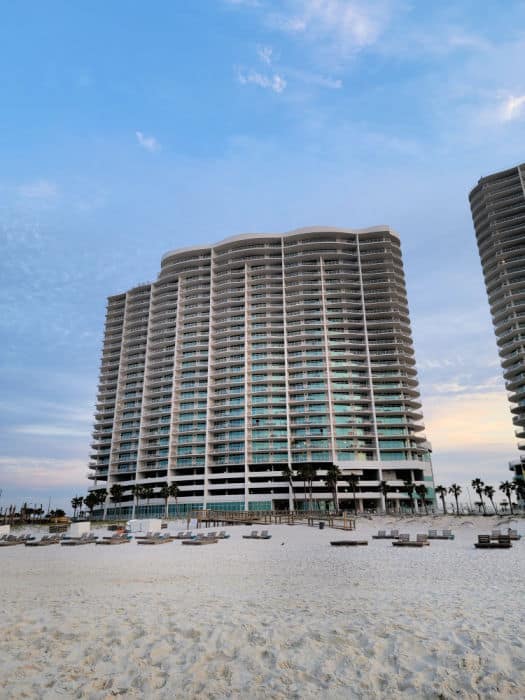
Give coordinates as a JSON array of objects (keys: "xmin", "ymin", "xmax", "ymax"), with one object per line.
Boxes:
[{"xmin": 191, "ymin": 510, "xmax": 355, "ymax": 530}]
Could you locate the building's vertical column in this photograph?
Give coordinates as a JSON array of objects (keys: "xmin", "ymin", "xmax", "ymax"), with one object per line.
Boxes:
[
  {"xmin": 356, "ymin": 236, "xmax": 382, "ymax": 511},
  {"xmin": 204, "ymin": 250, "xmax": 215, "ymax": 512},
  {"xmin": 280, "ymin": 238, "xmax": 294, "ymax": 510},
  {"xmin": 244, "ymin": 262, "xmax": 250, "ymax": 511},
  {"xmin": 133, "ymin": 285, "xmax": 155, "ymax": 515},
  {"xmin": 518, "ymin": 164, "xmax": 525, "ymax": 198},
  {"xmin": 319, "ymin": 257, "xmax": 337, "ymax": 465},
  {"xmin": 167, "ymin": 277, "xmax": 182, "ymax": 509}
]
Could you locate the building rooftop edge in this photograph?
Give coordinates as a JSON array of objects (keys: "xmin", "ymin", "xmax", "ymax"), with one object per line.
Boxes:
[
  {"xmin": 161, "ymin": 225, "xmax": 399, "ymax": 263},
  {"xmin": 468, "ymin": 162, "xmax": 525, "ymax": 198}
]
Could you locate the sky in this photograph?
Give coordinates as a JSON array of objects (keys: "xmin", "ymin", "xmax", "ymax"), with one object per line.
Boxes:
[{"xmin": 1, "ymin": 0, "xmax": 525, "ymax": 513}]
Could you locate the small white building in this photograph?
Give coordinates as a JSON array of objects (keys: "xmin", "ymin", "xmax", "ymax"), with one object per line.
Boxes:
[{"xmin": 126, "ymin": 519, "xmax": 162, "ymax": 533}]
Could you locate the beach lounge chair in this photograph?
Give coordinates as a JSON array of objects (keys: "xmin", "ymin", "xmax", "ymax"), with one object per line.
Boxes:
[
  {"xmin": 393, "ymin": 534, "xmax": 425, "ymax": 547},
  {"xmin": 25, "ymin": 535, "xmax": 61, "ymax": 547},
  {"xmin": 260, "ymin": 530, "xmax": 272, "ymax": 539},
  {"xmin": 242, "ymin": 530, "xmax": 260, "ymax": 539},
  {"xmin": 428, "ymin": 529, "xmax": 438, "ymax": 538},
  {"xmin": 330, "ymin": 539, "xmax": 368, "ymax": 546},
  {"xmin": 475, "ymin": 534, "xmax": 512, "ymax": 549},
  {"xmin": 96, "ymin": 533, "xmax": 131, "ymax": 545},
  {"xmin": 0, "ymin": 536, "xmax": 24, "ymax": 547},
  {"xmin": 372, "ymin": 530, "xmax": 387, "ymax": 539},
  {"xmin": 61, "ymin": 533, "xmax": 98, "ymax": 546},
  {"xmin": 137, "ymin": 533, "xmax": 171, "ymax": 545}
]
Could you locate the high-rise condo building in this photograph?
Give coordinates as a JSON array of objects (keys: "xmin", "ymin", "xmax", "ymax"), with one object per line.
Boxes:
[
  {"xmin": 469, "ymin": 163, "xmax": 525, "ymax": 486},
  {"xmin": 88, "ymin": 227, "xmax": 434, "ymax": 516}
]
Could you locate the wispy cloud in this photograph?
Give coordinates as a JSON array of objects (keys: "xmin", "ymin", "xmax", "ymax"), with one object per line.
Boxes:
[
  {"xmin": 135, "ymin": 130, "xmax": 161, "ymax": 152},
  {"xmin": 237, "ymin": 70, "xmax": 287, "ymax": 93},
  {"xmin": 0, "ymin": 456, "xmax": 86, "ymax": 488},
  {"xmin": 224, "ymin": 0, "xmax": 260, "ymax": 6},
  {"xmin": 257, "ymin": 45, "xmax": 273, "ymax": 64},
  {"xmin": 268, "ymin": 0, "xmax": 394, "ymax": 53},
  {"xmin": 12, "ymin": 424, "xmax": 89, "ymax": 438},
  {"xmin": 17, "ymin": 180, "xmax": 58, "ymax": 200},
  {"xmin": 499, "ymin": 94, "xmax": 525, "ymax": 122},
  {"xmin": 285, "ymin": 66, "xmax": 343, "ymax": 89}
]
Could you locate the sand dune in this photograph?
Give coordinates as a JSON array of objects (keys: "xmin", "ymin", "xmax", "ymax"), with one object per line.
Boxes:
[{"xmin": 0, "ymin": 516, "xmax": 523, "ymax": 699}]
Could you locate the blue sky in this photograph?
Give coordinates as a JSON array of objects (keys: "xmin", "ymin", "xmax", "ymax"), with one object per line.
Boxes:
[{"xmin": 1, "ymin": 0, "xmax": 525, "ymax": 512}]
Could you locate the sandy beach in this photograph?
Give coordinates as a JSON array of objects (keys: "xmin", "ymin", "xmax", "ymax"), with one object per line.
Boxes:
[{"xmin": 0, "ymin": 515, "xmax": 524, "ymax": 699}]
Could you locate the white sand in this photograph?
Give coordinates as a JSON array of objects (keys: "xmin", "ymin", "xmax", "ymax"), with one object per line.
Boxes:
[{"xmin": 0, "ymin": 516, "xmax": 524, "ymax": 699}]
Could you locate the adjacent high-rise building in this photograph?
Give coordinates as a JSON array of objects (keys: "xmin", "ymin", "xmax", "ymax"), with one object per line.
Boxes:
[
  {"xmin": 88, "ymin": 227, "xmax": 434, "ymax": 516},
  {"xmin": 470, "ymin": 163, "xmax": 525, "ymax": 485}
]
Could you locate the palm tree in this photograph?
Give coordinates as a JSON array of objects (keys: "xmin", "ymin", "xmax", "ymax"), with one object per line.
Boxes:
[
  {"xmin": 142, "ymin": 486, "xmax": 155, "ymax": 514},
  {"xmin": 345, "ymin": 474, "xmax": 359, "ymax": 514},
  {"xmin": 499, "ymin": 480, "xmax": 515, "ymax": 515},
  {"xmin": 415, "ymin": 483, "xmax": 428, "ymax": 514},
  {"xmin": 109, "ymin": 484, "xmax": 124, "ymax": 518},
  {"xmin": 281, "ymin": 464, "xmax": 296, "ymax": 510},
  {"xmin": 296, "ymin": 464, "xmax": 317, "ymax": 511},
  {"xmin": 84, "ymin": 492, "xmax": 98, "ymax": 518},
  {"xmin": 378, "ymin": 480, "xmax": 390, "ymax": 514},
  {"xmin": 168, "ymin": 482, "xmax": 179, "ymax": 517},
  {"xmin": 71, "ymin": 495, "xmax": 82, "ymax": 518},
  {"xmin": 483, "ymin": 484, "xmax": 498, "ymax": 515},
  {"xmin": 434, "ymin": 485, "xmax": 448, "ymax": 514},
  {"xmin": 471, "ymin": 479, "xmax": 486, "ymax": 514},
  {"xmin": 324, "ymin": 464, "xmax": 341, "ymax": 512},
  {"xmin": 448, "ymin": 484, "xmax": 462, "ymax": 515},
  {"xmin": 92, "ymin": 488, "xmax": 107, "ymax": 519},
  {"xmin": 132, "ymin": 485, "xmax": 145, "ymax": 517},
  {"xmin": 158, "ymin": 484, "xmax": 170, "ymax": 518},
  {"xmin": 514, "ymin": 480, "xmax": 525, "ymax": 510},
  {"xmin": 404, "ymin": 480, "xmax": 416, "ymax": 514}
]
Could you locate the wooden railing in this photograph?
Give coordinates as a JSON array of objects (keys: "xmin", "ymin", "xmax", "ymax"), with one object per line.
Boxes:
[{"xmin": 190, "ymin": 509, "xmax": 355, "ymax": 529}]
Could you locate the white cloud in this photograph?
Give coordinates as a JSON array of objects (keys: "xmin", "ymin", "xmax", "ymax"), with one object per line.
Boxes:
[
  {"xmin": 0, "ymin": 456, "xmax": 86, "ymax": 488},
  {"xmin": 18, "ymin": 180, "xmax": 58, "ymax": 199},
  {"xmin": 499, "ymin": 94, "xmax": 525, "ymax": 122},
  {"xmin": 224, "ymin": 0, "xmax": 260, "ymax": 6},
  {"xmin": 135, "ymin": 130, "xmax": 161, "ymax": 152},
  {"xmin": 269, "ymin": 0, "xmax": 393, "ymax": 52},
  {"xmin": 238, "ymin": 70, "xmax": 287, "ymax": 93},
  {"xmin": 286, "ymin": 67, "xmax": 343, "ymax": 89},
  {"xmin": 12, "ymin": 424, "xmax": 88, "ymax": 438},
  {"xmin": 257, "ymin": 45, "xmax": 273, "ymax": 64}
]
